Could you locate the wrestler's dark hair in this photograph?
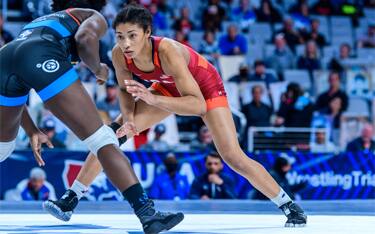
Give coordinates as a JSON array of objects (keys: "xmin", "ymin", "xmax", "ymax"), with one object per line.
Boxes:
[
  {"xmin": 51, "ymin": 0, "xmax": 107, "ymax": 12},
  {"xmin": 113, "ymin": 4, "xmax": 152, "ymax": 32}
]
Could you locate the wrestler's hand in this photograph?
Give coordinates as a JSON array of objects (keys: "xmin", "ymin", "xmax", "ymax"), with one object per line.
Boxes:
[
  {"xmin": 30, "ymin": 131, "xmax": 54, "ymax": 166},
  {"xmin": 116, "ymin": 121, "xmax": 139, "ymax": 138},
  {"xmin": 95, "ymin": 63, "xmax": 109, "ymax": 85},
  {"xmin": 124, "ymin": 80, "xmax": 157, "ymax": 105}
]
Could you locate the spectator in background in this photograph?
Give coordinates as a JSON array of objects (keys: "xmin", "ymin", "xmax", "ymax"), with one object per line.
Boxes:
[
  {"xmin": 218, "ymin": 24, "xmax": 247, "ymax": 55},
  {"xmin": 16, "ymin": 167, "xmax": 56, "ymax": 201},
  {"xmin": 175, "ymin": 30, "xmax": 191, "ymax": 47},
  {"xmin": 297, "ymin": 40, "xmax": 321, "ymax": 73},
  {"xmin": 310, "ymin": 129, "xmax": 337, "ymax": 153},
  {"xmin": 315, "ymin": 71, "xmax": 348, "ymax": 120},
  {"xmin": 189, "ymin": 151, "xmax": 236, "ymax": 199},
  {"xmin": 310, "ymin": 0, "xmax": 335, "ymax": 15},
  {"xmin": 157, "ymin": 0, "xmax": 174, "ymax": 19},
  {"xmin": 302, "ymin": 19, "xmax": 327, "ymax": 48},
  {"xmin": 231, "ymin": 0, "xmax": 256, "ymax": 33},
  {"xmin": 275, "ymin": 82, "xmax": 314, "ymax": 127},
  {"xmin": 96, "ymin": 80, "xmax": 120, "ymax": 124},
  {"xmin": 357, "ymin": 24, "xmax": 375, "ymax": 48},
  {"xmin": 289, "ymin": 0, "xmax": 311, "ymax": 30},
  {"xmin": 190, "ymin": 125, "xmax": 215, "ymax": 151},
  {"xmin": 0, "ymin": 14, "xmax": 14, "ymax": 47},
  {"xmin": 202, "ymin": 0, "xmax": 226, "ymax": 32},
  {"xmin": 173, "ymin": 6, "xmax": 194, "ymax": 35},
  {"xmin": 149, "ymin": 3, "xmax": 168, "ymax": 31},
  {"xmin": 267, "ymin": 33, "xmax": 295, "ymax": 79},
  {"xmin": 255, "ymin": 0, "xmax": 282, "ymax": 24},
  {"xmin": 199, "ymin": 31, "xmax": 220, "ymax": 67},
  {"xmin": 252, "ymin": 154, "xmax": 306, "ymax": 200},
  {"xmin": 328, "ymin": 43, "xmax": 353, "ymax": 73},
  {"xmin": 241, "ymin": 85, "xmax": 273, "ymax": 127},
  {"xmin": 346, "ymin": 123, "xmax": 375, "ymax": 153},
  {"xmin": 149, "ymin": 153, "xmax": 190, "ymax": 200},
  {"xmin": 40, "ymin": 118, "xmax": 66, "ymax": 149},
  {"xmin": 140, "ymin": 124, "xmax": 171, "ymax": 152},
  {"xmin": 250, "ymin": 60, "xmax": 278, "ymax": 87},
  {"xmin": 274, "ymin": 17, "xmax": 304, "ymax": 53},
  {"xmin": 228, "ymin": 62, "xmax": 251, "ymax": 83}
]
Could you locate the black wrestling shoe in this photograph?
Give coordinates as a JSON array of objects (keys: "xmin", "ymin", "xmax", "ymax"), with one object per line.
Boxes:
[
  {"xmin": 43, "ymin": 189, "xmax": 79, "ymax": 222},
  {"xmin": 136, "ymin": 200, "xmax": 184, "ymax": 234},
  {"xmin": 280, "ymin": 202, "xmax": 307, "ymax": 227}
]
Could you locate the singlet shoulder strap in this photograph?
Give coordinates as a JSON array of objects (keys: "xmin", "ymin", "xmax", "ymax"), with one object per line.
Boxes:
[
  {"xmin": 151, "ymin": 36, "xmax": 164, "ymax": 68},
  {"xmin": 65, "ymin": 8, "xmax": 81, "ymax": 26}
]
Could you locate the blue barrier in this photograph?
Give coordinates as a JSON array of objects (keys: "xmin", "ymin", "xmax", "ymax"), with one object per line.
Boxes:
[{"xmin": 0, "ymin": 150, "xmax": 374, "ymax": 200}]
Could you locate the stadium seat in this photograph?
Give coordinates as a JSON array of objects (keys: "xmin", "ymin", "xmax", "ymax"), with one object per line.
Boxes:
[
  {"xmin": 283, "ymin": 69, "xmax": 312, "ymax": 92},
  {"xmin": 223, "ymin": 82, "xmax": 240, "ymax": 110},
  {"xmin": 343, "ymin": 97, "xmax": 370, "ymax": 117},
  {"xmin": 218, "ymin": 55, "xmax": 245, "ymax": 81},
  {"xmin": 356, "ymin": 48, "xmax": 375, "ymax": 60},
  {"xmin": 246, "ymin": 44, "xmax": 264, "ymax": 65},
  {"xmin": 188, "ymin": 31, "xmax": 204, "ymax": 51},
  {"xmin": 269, "ymin": 81, "xmax": 288, "ymax": 111}
]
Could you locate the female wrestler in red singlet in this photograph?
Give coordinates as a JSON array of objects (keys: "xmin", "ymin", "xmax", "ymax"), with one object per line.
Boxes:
[{"xmin": 46, "ymin": 4, "xmax": 306, "ymax": 227}]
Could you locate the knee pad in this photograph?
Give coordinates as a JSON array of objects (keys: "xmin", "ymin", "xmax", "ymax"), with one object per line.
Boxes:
[
  {"xmin": 83, "ymin": 125, "xmax": 119, "ymax": 156},
  {"xmin": 0, "ymin": 139, "xmax": 16, "ymax": 162}
]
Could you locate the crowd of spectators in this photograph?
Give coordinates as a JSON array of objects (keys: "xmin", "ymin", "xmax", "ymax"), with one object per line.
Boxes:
[{"xmin": 1, "ymin": 0, "xmax": 374, "ymax": 154}]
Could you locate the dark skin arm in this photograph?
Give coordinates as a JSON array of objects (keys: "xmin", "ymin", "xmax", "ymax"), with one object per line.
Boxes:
[{"xmin": 69, "ymin": 8, "xmax": 108, "ymax": 82}]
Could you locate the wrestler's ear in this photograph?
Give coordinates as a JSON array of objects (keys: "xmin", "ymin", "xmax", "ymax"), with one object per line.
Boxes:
[{"xmin": 145, "ymin": 27, "xmax": 152, "ymax": 37}]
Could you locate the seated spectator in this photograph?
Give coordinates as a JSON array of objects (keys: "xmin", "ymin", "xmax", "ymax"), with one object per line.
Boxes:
[
  {"xmin": 289, "ymin": 0, "xmax": 311, "ymax": 30},
  {"xmin": 173, "ymin": 6, "xmax": 194, "ymax": 34},
  {"xmin": 310, "ymin": 129, "xmax": 337, "ymax": 153},
  {"xmin": 228, "ymin": 62, "xmax": 251, "ymax": 83},
  {"xmin": 242, "ymin": 85, "xmax": 273, "ymax": 127},
  {"xmin": 275, "ymin": 82, "xmax": 314, "ymax": 127},
  {"xmin": 16, "ymin": 167, "xmax": 56, "ymax": 201},
  {"xmin": 218, "ymin": 24, "xmax": 247, "ymax": 55},
  {"xmin": 357, "ymin": 24, "xmax": 375, "ymax": 48},
  {"xmin": 140, "ymin": 124, "xmax": 171, "ymax": 152},
  {"xmin": 328, "ymin": 43, "xmax": 353, "ymax": 73},
  {"xmin": 189, "ymin": 151, "xmax": 236, "ymax": 199},
  {"xmin": 202, "ymin": 0, "xmax": 226, "ymax": 32},
  {"xmin": 40, "ymin": 118, "xmax": 66, "ymax": 149},
  {"xmin": 274, "ymin": 17, "xmax": 304, "ymax": 53},
  {"xmin": 149, "ymin": 153, "xmax": 190, "ymax": 200},
  {"xmin": 315, "ymin": 71, "xmax": 348, "ymax": 127},
  {"xmin": 175, "ymin": 30, "xmax": 191, "ymax": 47},
  {"xmin": 255, "ymin": 0, "xmax": 282, "ymax": 24},
  {"xmin": 301, "ymin": 19, "xmax": 327, "ymax": 48},
  {"xmin": 96, "ymin": 80, "xmax": 120, "ymax": 124},
  {"xmin": 190, "ymin": 125, "xmax": 215, "ymax": 152},
  {"xmin": 0, "ymin": 14, "xmax": 14, "ymax": 47},
  {"xmin": 266, "ymin": 34, "xmax": 295, "ymax": 79},
  {"xmin": 311, "ymin": 0, "xmax": 335, "ymax": 15},
  {"xmin": 252, "ymin": 154, "xmax": 306, "ymax": 200},
  {"xmin": 149, "ymin": 3, "xmax": 168, "ymax": 31},
  {"xmin": 346, "ymin": 123, "xmax": 375, "ymax": 153},
  {"xmin": 231, "ymin": 0, "xmax": 256, "ymax": 32},
  {"xmin": 199, "ymin": 31, "xmax": 220, "ymax": 67},
  {"xmin": 297, "ymin": 40, "xmax": 321, "ymax": 72},
  {"xmin": 157, "ymin": 0, "xmax": 174, "ymax": 19},
  {"xmin": 250, "ymin": 60, "xmax": 278, "ymax": 87}
]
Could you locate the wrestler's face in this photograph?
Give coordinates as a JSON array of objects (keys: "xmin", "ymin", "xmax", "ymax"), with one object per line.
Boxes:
[{"xmin": 115, "ymin": 23, "xmax": 151, "ymax": 59}]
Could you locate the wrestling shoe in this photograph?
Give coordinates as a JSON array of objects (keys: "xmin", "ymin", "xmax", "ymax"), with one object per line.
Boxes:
[
  {"xmin": 280, "ymin": 202, "xmax": 307, "ymax": 227},
  {"xmin": 136, "ymin": 200, "xmax": 184, "ymax": 234},
  {"xmin": 43, "ymin": 189, "xmax": 78, "ymax": 222}
]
